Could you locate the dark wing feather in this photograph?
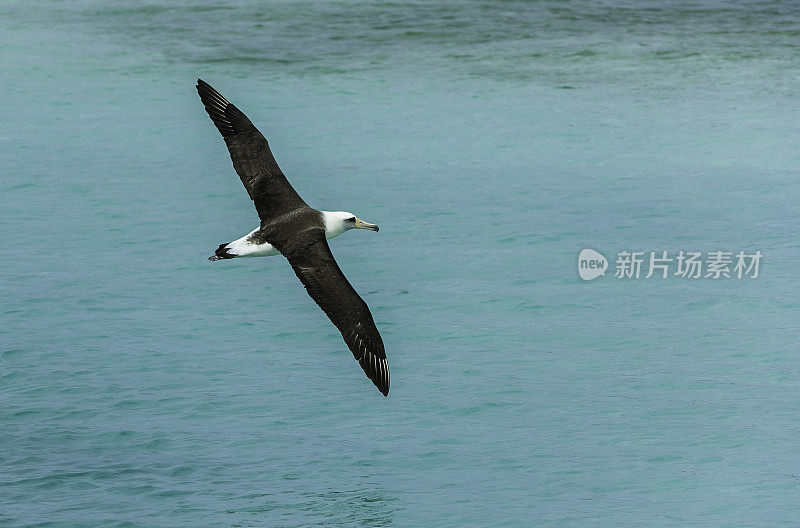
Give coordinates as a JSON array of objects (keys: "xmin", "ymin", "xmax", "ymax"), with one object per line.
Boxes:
[
  {"xmin": 196, "ymin": 79, "xmax": 307, "ymax": 221},
  {"xmin": 279, "ymin": 228, "xmax": 389, "ymax": 396}
]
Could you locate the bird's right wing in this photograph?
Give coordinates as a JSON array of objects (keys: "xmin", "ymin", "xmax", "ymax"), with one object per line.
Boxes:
[
  {"xmin": 196, "ymin": 79, "xmax": 307, "ymax": 221},
  {"xmin": 280, "ymin": 228, "xmax": 389, "ymax": 396}
]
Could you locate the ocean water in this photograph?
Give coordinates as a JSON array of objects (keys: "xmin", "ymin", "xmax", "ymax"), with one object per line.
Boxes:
[{"xmin": 2, "ymin": 1, "xmax": 800, "ymax": 526}]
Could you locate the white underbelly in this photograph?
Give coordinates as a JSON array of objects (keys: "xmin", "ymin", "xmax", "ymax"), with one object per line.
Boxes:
[
  {"xmin": 228, "ymin": 228, "xmax": 280, "ymax": 257},
  {"xmin": 235, "ymin": 242, "xmax": 280, "ymax": 257}
]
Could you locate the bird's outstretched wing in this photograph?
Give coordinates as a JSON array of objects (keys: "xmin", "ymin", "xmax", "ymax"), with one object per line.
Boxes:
[
  {"xmin": 279, "ymin": 228, "xmax": 389, "ymax": 396},
  {"xmin": 196, "ymin": 79, "xmax": 307, "ymax": 221}
]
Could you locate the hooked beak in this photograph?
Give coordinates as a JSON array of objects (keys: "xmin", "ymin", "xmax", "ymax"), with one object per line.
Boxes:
[{"xmin": 354, "ymin": 218, "xmax": 379, "ymax": 232}]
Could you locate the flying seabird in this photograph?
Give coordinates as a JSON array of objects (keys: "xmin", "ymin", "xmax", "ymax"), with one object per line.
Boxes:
[{"xmin": 196, "ymin": 79, "xmax": 389, "ymax": 396}]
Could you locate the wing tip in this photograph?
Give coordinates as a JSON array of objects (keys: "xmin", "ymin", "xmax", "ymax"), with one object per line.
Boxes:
[
  {"xmin": 196, "ymin": 79, "xmax": 236, "ymax": 137},
  {"xmin": 356, "ymin": 350, "xmax": 390, "ymax": 397},
  {"xmin": 373, "ymin": 357, "xmax": 390, "ymax": 397},
  {"xmin": 377, "ymin": 375, "xmax": 389, "ymax": 396}
]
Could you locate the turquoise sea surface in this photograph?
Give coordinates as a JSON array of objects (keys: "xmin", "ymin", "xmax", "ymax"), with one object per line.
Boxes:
[{"xmin": 2, "ymin": 1, "xmax": 800, "ymax": 526}]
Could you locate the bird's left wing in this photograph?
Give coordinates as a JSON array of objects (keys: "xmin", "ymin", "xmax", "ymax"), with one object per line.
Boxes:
[
  {"xmin": 278, "ymin": 229, "xmax": 389, "ymax": 396},
  {"xmin": 196, "ymin": 79, "xmax": 308, "ymax": 222}
]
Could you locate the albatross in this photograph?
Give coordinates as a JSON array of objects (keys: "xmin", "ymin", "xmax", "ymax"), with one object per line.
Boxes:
[{"xmin": 196, "ymin": 79, "xmax": 389, "ymax": 396}]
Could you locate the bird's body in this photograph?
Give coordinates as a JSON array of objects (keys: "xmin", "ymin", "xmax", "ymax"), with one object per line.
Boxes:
[
  {"xmin": 210, "ymin": 211, "xmax": 364, "ymax": 260},
  {"xmin": 196, "ymin": 79, "xmax": 389, "ymax": 396}
]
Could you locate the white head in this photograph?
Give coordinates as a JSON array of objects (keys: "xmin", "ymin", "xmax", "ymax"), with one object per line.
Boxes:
[{"xmin": 322, "ymin": 211, "xmax": 380, "ymax": 239}]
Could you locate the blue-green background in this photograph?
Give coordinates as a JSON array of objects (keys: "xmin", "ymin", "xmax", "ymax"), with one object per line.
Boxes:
[{"xmin": 2, "ymin": 1, "xmax": 799, "ymax": 526}]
